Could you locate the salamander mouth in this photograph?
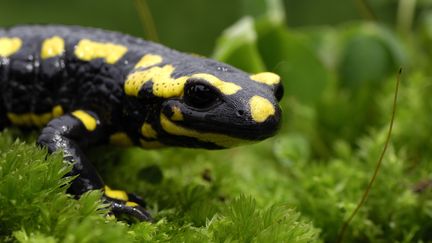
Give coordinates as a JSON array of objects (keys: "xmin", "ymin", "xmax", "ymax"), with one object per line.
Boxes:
[
  {"xmin": 160, "ymin": 99, "xmax": 282, "ymax": 145},
  {"xmin": 164, "ymin": 104, "xmax": 281, "ymax": 141},
  {"xmin": 159, "ymin": 113, "xmax": 256, "ymax": 148},
  {"xmin": 181, "ymin": 118, "xmax": 281, "ymax": 141}
]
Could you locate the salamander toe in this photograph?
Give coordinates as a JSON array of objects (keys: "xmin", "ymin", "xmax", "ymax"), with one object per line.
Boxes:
[
  {"xmin": 103, "ymin": 186, "xmax": 152, "ymax": 221},
  {"xmin": 108, "ymin": 199, "xmax": 153, "ymax": 222}
]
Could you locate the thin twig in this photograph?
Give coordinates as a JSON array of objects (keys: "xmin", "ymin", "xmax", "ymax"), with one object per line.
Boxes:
[
  {"xmin": 355, "ymin": 0, "xmax": 378, "ymax": 21},
  {"xmin": 336, "ymin": 68, "xmax": 402, "ymax": 243},
  {"xmin": 397, "ymin": 0, "xmax": 417, "ymax": 35},
  {"xmin": 133, "ymin": 0, "xmax": 159, "ymax": 42}
]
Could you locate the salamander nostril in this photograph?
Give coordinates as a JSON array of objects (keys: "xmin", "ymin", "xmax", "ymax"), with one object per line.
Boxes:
[{"xmin": 236, "ymin": 110, "xmax": 245, "ymax": 117}]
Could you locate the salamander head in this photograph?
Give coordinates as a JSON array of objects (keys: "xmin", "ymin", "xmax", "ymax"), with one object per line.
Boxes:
[{"xmin": 124, "ymin": 56, "xmax": 283, "ymax": 149}]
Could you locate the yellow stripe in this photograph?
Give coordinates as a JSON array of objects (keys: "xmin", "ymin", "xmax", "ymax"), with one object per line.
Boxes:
[
  {"xmin": 139, "ymin": 139, "xmax": 164, "ymax": 149},
  {"xmin": 124, "ymin": 65, "xmax": 189, "ymax": 98},
  {"xmin": 249, "ymin": 96, "xmax": 275, "ymax": 123},
  {"xmin": 141, "ymin": 123, "xmax": 157, "ymax": 139},
  {"xmin": 160, "ymin": 114, "xmax": 251, "ymax": 148},
  {"xmin": 72, "ymin": 110, "xmax": 97, "ymax": 131},
  {"xmin": 104, "ymin": 186, "xmax": 128, "ymax": 201},
  {"xmin": 7, "ymin": 113, "xmax": 33, "ymax": 126},
  {"xmin": 171, "ymin": 106, "xmax": 183, "ymax": 121},
  {"xmin": 52, "ymin": 105, "xmax": 64, "ymax": 118},
  {"xmin": 31, "ymin": 113, "xmax": 52, "ymax": 127},
  {"xmin": 41, "ymin": 36, "xmax": 65, "ymax": 59},
  {"xmin": 191, "ymin": 73, "xmax": 242, "ymax": 95},
  {"xmin": 124, "ymin": 67, "xmax": 241, "ymax": 98},
  {"xmin": 134, "ymin": 54, "xmax": 163, "ymax": 68},
  {"xmin": 7, "ymin": 113, "xmax": 52, "ymax": 127},
  {"xmin": 126, "ymin": 201, "xmax": 139, "ymax": 207},
  {"xmin": 0, "ymin": 37, "xmax": 22, "ymax": 57},
  {"xmin": 250, "ymin": 72, "xmax": 280, "ymax": 86},
  {"xmin": 6, "ymin": 105, "xmax": 64, "ymax": 127},
  {"xmin": 74, "ymin": 39, "xmax": 128, "ymax": 64},
  {"xmin": 109, "ymin": 132, "xmax": 134, "ymax": 146}
]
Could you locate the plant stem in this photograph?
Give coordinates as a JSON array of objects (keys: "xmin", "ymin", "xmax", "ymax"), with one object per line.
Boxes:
[
  {"xmin": 355, "ymin": 0, "xmax": 377, "ymax": 21},
  {"xmin": 336, "ymin": 68, "xmax": 401, "ymax": 243},
  {"xmin": 397, "ymin": 0, "xmax": 417, "ymax": 35},
  {"xmin": 133, "ymin": 0, "xmax": 159, "ymax": 42}
]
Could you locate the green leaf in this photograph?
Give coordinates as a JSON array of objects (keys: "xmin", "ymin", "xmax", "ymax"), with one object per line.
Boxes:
[
  {"xmin": 240, "ymin": 0, "xmax": 286, "ymax": 25},
  {"xmin": 14, "ymin": 230, "xmax": 57, "ymax": 243},
  {"xmin": 257, "ymin": 26, "xmax": 332, "ymax": 104},
  {"xmin": 338, "ymin": 23, "xmax": 406, "ymax": 88},
  {"xmin": 213, "ymin": 17, "xmax": 266, "ymax": 73},
  {"xmin": 210, "ymin": 195, "xmax": 321, "ymax": 242}
]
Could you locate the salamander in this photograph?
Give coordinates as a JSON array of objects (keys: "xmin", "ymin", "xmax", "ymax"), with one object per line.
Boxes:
[{"xmin": 0, "ymin": 25, "xmax": 283, "ymax": 221}]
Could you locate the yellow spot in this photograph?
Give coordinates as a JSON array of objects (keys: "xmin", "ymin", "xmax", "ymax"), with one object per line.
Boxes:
[
  {"xmin": 141, "ymin": 123, "xmax": 157, "ymax": 139},
  {"xmin": 160, "ymin": 114, "xmax": 251, "ymax": 148},
  {"xmin": 126, "ymin": 201, "xmax": 139, "ymax": 207},
  {"xmin": 31, "ymin": 113, "xmax": 52, "ymax": 127},
  {"xmin": 72, "ymin": 110, "xmax": 97, "ymax": 131},
  {"xmin": 104, "ymin": 186, "xmax": 128, "ymax": 201},
  {"xmin": 7, "ymin": 113, "xmax": 33, "ymax": 127},
  {"xmin": 0, "ymin": 37, "xmax": 22, "ymax": 57},
  {"xmin": 139, "ymin": 139, "xmax": 164, "ymax": 149},
  {"xmin": 250, "ymin": 72, "xmax": 281, "ymax": 86},
  {"xmin": 41, "ymin": 36, "xmax": 65, "ymax": 59},
  {"xmin": 7, "ymin": 106, "xmax": 64, "ymax": 128},
  {"xmin": 171, "ymin": 106, "xmax": 183, "ymax": 121},
  {"xmin": 109, "ymin": 132, "xmax": 133, "ymax": 147},
  {"xmin": 7, "ymin": 113, "xmax": 50, "ymax": 127},
  {"xmin": 52, "ymin": 105, "xmax": 64, "ymax": 118},
  {"xmin": 249, "ymin": 96, "xmax": 275, "ymax": 123},
  {"xmin": 124, "ymin": 65, "xmax": 189, "ymax": 98},
  {"xmin": 124, "ymin": 67, "xmax": 242, "ymax": 98},
  {"xmin": 191, "ymin": 73, "xmax": 241, "ymax": 95},
  {"xmin": 74, "ymin": 39, "xmax": 128, "ymax": 64},
  {"xmin": 135, "ymin": 54, "xmax": 163, "ymax": 68}
]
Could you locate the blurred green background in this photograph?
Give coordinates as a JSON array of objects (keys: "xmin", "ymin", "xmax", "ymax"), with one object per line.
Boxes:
[
  {"xmin": 0, "ymin": 0, "xmax": 399, "ymax": 55},
  {"xmin": 2, "ymin": 0, "xmax": 432, "ymax": 242}
]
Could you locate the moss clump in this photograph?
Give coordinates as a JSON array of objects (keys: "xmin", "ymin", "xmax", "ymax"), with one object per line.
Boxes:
[{"xmin": 0, "ymin": 130, "xmax": 320, "ymax": 242}]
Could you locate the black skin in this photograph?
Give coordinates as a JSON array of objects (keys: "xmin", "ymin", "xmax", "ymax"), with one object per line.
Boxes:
[
  {"xmin": 0, "ymin": 103, "xmax": 8, "ymax": 130},
  {"xmin": 0, "ymin": 25, "xmax": 162, "ymax": 221},
  {"xmin": 37, "ymin": 112, "xmax": 150, "ymax": 220},
  {"xmin": 0, "ymin": 25, "xmax": 283, "ymax": 221}
]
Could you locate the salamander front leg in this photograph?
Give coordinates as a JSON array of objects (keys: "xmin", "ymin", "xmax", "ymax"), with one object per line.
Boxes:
[{"xmin": 37, "ymin": 110, "xmax": 152, "ymax": 221}]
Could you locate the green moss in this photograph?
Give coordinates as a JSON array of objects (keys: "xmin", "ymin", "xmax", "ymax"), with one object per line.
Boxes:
[
  {"xmin": 0, "ymin": 130, "xmax": 133, "ymax": 243},
  {"xmin": 2, "ymin": 1, "xmax": 432, "ymax": 242},
  {"xmin": 0, "ymin": 131, "xmax": 320, "ymax": 242}
]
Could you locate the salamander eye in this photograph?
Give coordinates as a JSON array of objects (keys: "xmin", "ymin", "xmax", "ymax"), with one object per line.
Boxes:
[
  {"xmin": 184, "ymin": 80, "xmax": 220, "ymax": 109},
  {"xmin": 274, "ymin": 83, "xmax": 284, "ymax": 102}
]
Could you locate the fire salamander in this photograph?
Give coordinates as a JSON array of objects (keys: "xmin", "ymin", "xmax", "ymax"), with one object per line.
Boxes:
[{"xmin": 0, "ymin": 25, "xmax": 283, "ymax": 221}]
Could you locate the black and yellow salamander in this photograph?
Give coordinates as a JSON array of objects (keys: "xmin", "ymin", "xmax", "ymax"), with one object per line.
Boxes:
[{"xmin": 0, "ymin": 25, "xmax": 283, "ymax": 221}]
